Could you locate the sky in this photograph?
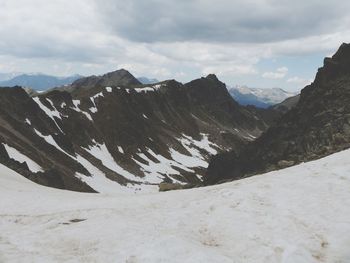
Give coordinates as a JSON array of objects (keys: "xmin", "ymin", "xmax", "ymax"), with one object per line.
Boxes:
[{"xmin": 0, "ymin": 0, "xmax": 350, "ymax": 91}]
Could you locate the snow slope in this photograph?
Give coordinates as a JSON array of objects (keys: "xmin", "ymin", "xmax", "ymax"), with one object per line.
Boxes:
[{"xmin": 1, "ymin": 150, "xmax": 350, "ymax": 262}]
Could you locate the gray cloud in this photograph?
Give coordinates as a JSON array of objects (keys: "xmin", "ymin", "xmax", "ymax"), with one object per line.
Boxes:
[
  {"xmin": 94, "ymin": 0, "xmax": 350, "ymax": 43},
  {"xmin": 0, "ymin": 0, "xmax": 121, "ymax": 62},
  {"xmin": 0, "ymin": 0, "xmax": 349, "ymax": 91}
]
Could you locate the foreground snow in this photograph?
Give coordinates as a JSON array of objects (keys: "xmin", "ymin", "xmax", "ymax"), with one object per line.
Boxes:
[{"xmin": 1, "ymin": 150, "xmax": 350, "ymax": 262}]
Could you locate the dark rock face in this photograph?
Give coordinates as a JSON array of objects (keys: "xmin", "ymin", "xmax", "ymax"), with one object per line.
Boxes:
[
  {"xmin": 65, "ymin": 69, "xmax": 141, "ymax": 94},
  {"xmin": 0, "ymin": 71, "xmax": 276, "ymax": 192},
  {"xmin": 205, "ymin": 43, "xmax": 350, "ymax": 185},
  {"xmin": 271, "ymin": 94, "xmax": 300, "ymax": 114}
]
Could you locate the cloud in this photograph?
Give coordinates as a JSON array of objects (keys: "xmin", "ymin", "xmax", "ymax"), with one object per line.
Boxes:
[
  {"xmin": 94, "ymin": 0, "xmax": 350, "ymax": 43},
  {"xmin": 262, "ymin": 67, "xmax": 288, "ymax": 79},
  {"xmin": 0, "ymin": 0, "xmax": 349, "ymax": 85},
  {"xmin": 287, "ymin": 76, "xmax": 313, "ymax": 88}
]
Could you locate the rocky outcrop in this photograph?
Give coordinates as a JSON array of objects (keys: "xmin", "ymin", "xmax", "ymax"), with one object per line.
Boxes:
[{"xmin": 205, "ymin": 43, "xmax": 350, "ymax": 184}]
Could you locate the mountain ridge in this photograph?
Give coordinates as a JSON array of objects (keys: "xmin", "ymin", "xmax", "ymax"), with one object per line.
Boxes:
[
  {"xmin": 0, "ymin": 70, "xmax": 277, "ymax": 193},
  {"xmin": 206, "ymin": 42, "xmax": 350, "ymax": 184}
]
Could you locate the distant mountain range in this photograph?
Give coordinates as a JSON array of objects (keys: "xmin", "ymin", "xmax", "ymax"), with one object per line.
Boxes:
[
  {"xmin": 0, "ymin": 73, "xmax": 295, "ymax": 109},
  {"xmin": 0, "ymin": 74, "xmax": 161, "ymax": 91},
  {"xmin": 228, "ymin": 86, "xmax": 297, "ymax": 108},
  {"xmin": 0, "ymin": 72, "xmax": 23, "ymax": 82},
  {"xmin": 137, "ymin": 77, "xmax": 160, "ymax": 84},
  {"xmin": 0, "ymin": 74, "xmax": 82, "ymax": 90}
]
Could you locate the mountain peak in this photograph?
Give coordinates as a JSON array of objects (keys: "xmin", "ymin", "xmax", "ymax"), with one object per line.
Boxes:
[
  {"xmin": 333, "ymin": 42, "xmax": 350, "ymax": 60},
  {"xmin": 102, "ymin": 69, "xmax": 141, "ymax": 86},
  {"xmin": 308, "ymin": 42, "xmax": 350, "ymax": 89},
  {"xmin": 69, "ymin": 69, "xmax": 141, "ymax": 92},
  {"xmin": 205, "ymin": 74, "xmax": 219, "ymax": 82}
]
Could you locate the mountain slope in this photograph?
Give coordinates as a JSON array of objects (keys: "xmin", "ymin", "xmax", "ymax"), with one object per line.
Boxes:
[
  {"xmin": 270, "ymin": 94, "xmax": 300, "ymax": 114},
  {"xmin": 206, "ymin": 43, "xmax": 350, "ymax": 184},
  {"xmin": 0, "ymin": 71, "xmax": 275, "ymax": 193},
  {"xmin": 1, "ymin": 148, "xmax": 349, "ymax": 262},
  {"xmin": 0, "ymin": 74, "xmax": 81, "ymax": 90},
  {"xmin": 228, "ymin": 86, "xmax": 296, "ymax": 108}
]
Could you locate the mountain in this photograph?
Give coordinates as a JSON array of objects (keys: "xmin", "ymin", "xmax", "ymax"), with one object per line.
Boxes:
[
  {"xmin": 0, "ymin": 74, "xmax": 82, "ymax": 90},
  {"xmin": 0, "ymin": 70, "xmax": 276, "ymax": 193},
  {"xmin": 206, "ymin": 43, "xmax": 350, "ymax": 184},
  {"xmin": 228, "ymin": 86, "xmax": 297, "ymax": 108},
  {"xmin": 1, "ymin": 145, "xmax": 349, "ymax": 262},
  {"xmin": 58, "ymin": 69, "xmax": 141, "ymax": 94},
  {"xmin": 0, "ymin": 72, "xmax": 22, "ymax": 81},
  {"xmin": 137, "ymin": 77, "xmax": 160, "ymax": 84},
  {"xmin": 271, "ymin": 94, "xmax": 300, "ymax": 114}
]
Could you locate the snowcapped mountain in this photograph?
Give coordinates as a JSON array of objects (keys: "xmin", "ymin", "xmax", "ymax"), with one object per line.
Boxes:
[
  {"xmin": 0, "ymin": 73, "xmax": 82, "ymax": 90},
  {"xmin": 0, "ymin": 69, "xmax": 276, "ymax": 193},
  {"xmin": 228, "ymin": 85, "xmax": 297, "ymax": 108},
  {"xmin": 1, "ymin": 147, "xmax": 349, "ymax": 262}
]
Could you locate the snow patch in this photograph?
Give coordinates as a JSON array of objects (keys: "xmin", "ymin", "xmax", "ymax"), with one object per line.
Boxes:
[
  {"xmin": 33, "ymin": 97, "xmax": 65, "ymax": 133},
  {"xmin": 25, "ymin": 118, "xmax": 31, "ymax": 125},
  {"xmin": 153, "ymin": 84, "xmax": 165, "ymax": 90},
  {"xmin": 84, "ymin": 143, "xmax": 141, "ymax": 182},
  {"xmin": 117, "ymin": 146, "xmax": 124, "ymax": 154},
  {"xmin": 133, "ymin": 149, "xmax": 194, "ymax": 184},
  {"xmin": 3, "ymin": 143, "xmax": 43, "ymax": 173},
  {"xmin": 169, "ymin": 148, "xmax": 207, "ymax": 169},
  {"xmin": 34, "ymin": 129, "xmax": 73, "ymax": 157},
  {"xmin": 71, "ymin": 99, "xmax": 93, "ymax": 121},
  {"xmin": 74, "ymin": 155, "xmax": 136, "ymax": 194},
  {"xmin": 135, "ymin": 87, "xmax": 154, "ymax": 93}
]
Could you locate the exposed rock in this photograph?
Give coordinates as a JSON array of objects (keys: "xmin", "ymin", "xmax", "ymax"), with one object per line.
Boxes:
[
  {"xmin": 205, "ymin": 43, "xmax": 350, "ymax": 185},
  {"xmin": 277, "ymin": 160, "xmax": 295, "ymax": 169},
  {"xmin": 158, "ymin": 183, "xmax": 193, "ymax": 192}
]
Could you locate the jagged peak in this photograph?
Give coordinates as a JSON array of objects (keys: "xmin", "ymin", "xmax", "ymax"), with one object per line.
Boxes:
[
  {"xmin": 68, "ymin": 68, "xmax": 141, "ymax": 94},
  {"xmin": 100, "ymin": 68, "xmax": 141, "ymax": 85},
  {"xmin": 333, "ymin": 43, "xmax": 350, "ymax": 57},
  {"xmin": 304, "ymin": 42, "xmax": 350, "ymax": 90},
  {"xmin": 205, "ymin": 74, "xmax": 219, "ymax": 82},
  {"xmin": 323, "ymin": 42, "xmax": 350, "ymax": 65}
]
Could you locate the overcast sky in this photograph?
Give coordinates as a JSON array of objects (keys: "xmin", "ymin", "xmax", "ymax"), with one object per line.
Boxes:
[{"xmin": 1, "ymin": 0, "xmax": 349, "ymax": 91}]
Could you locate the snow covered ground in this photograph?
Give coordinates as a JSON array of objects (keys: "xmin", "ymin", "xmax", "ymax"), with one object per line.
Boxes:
[{"xmin": 1, "ymin": 149, "xmax": 350, "ymax": 262}]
